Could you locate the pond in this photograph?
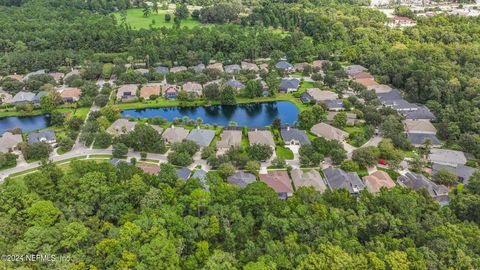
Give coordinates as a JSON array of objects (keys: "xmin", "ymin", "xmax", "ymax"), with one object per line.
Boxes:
[
  {"xmin": 0, "ymin": 114, "xmax": 50, "ymax": 134},
  {"xmin": 121, "ymin": 101, "xmax": 299, "ymax": 127}
]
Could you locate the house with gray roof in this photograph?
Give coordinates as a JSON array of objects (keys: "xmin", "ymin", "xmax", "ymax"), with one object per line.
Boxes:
[
  {"xmin": 402, "ymin": 106, "xmax": 436, "ymax": 120},
  {"xmin": 27, "ymin": 130, "xmax": 56, "ymax": 144},
  {"xmin": 323, "ymin": 167, "xmax": 365, "ymax": 195},
  {"xmin": 344, "ymin": 65, "xmax": 367, "ymax": 75},
  {"xmin": 170, "ymin": 66, "xmax": 187, "ymax": 73},
  {"xmin": 191, "ymin": 64, "xmax": 205, "ymax": 73},
  {"xmin": 224, "ymin": 64, "xmax": 241, "ymax": 74},
  {"xmin": 279, "ymin": 78, "xmax": 300, "ymax": 93},
  {"xmin": 0, "ymin": 132, "xmax": 22, "ymax": 153},
  {"xmin": 117, "ymin": 84, "xmax": 138, "ymax": 101},
  {"xmin": 291, "ymin": 168, "xmax": 327, "ymax": 193},
  {"xmin": 228, "ymin": 172, "xmax": 256, "ymax": 188},
  {"xmin": 320, "ymin": 99, "xmax": 344, "ymax": 111},
  {"xmin": 191, "ymin": 169, "xmax": 209, "ymax": 190},
  {"xmin": 428, "ymin": 149, "xmax": 467, "ymax": 167},
  {"xmin": 11, "ymin": 91, "xmax": 35, "ymax": 104},
  {"xmin": 176, "ymin": 167, "xmax": 192, "ymax": 180},
  {"xmin": 33, "ymin": 91, "xmax": 48, "ymax": 104},
  {"xmin": 432, "ymin": 163, "xmax": 477, "ymax": 185},
  {"xmin": 248, "ymin": 129, "xmax": 275, "ymax": 150},
  {"xmin": 276, "ymin": 61, "xmax": 294, "ymax": 72},
  {"xmin": 107, "ymin": 119, "xmax": 137, "ymax": 136},
  {"xmin": 154, "ymin": 66, "xmax": 169, "ymax": 74},
  {"xmin": 162, "ymin": 126, "xmax": 189, "ymax": 144},
  {"xmin": 226, "ymin": 79, "xmax": 245, "ymax": 91},
  {"xmin": 407, "ymin": 133, "xmax": 441, "ymax": 147},
  {"xmin": 0, "ymin": 89, "xmax": 13, "ymax": 104},
  {"xmin": 186, "ymin": 129, "xmax": 216, "ymax": 147},
  {"xmin": 216, "ymin": 130, "xmax": 242, "ymax": 150},
  {"xmin": 281, "ymin": 127, "xmax": 310, "ymax": 145},
  {"xmin": 397, "ymin": 172, "xmax": 450, "ymax": 205}
]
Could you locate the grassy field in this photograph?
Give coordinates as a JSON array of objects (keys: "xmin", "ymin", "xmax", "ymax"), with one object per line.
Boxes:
[
  {"xmin": 113, "ymin": 8, "xmax": 202, "ymax": 29},
  {"xmin": 276, "ymin": 146, "xmax": 294, "ymax": 160}
]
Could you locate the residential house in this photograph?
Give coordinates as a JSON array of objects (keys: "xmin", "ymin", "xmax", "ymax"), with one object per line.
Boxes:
[
  {"xmin": 304, "ymin": 88, "xmax": 338, "ymax": 102},
  {"xmin": 163, "ymin": 84, "xmax": 180, "ymax": 99},
  {"xmin": 362, "ymin": 170, "xmax": 396, "ymax": 193},
  {"xmin": 27, "ymin": 130, "xmax": 56, "ymax": 144},
  {"xmin": 228, "ymin": 172, "xmax": 256, "ymax": 188},
  {"xmin": 191, "ymin": 64, "xmax": 205, "ymax": 73},
  {"xmin": 11, "ymin": 91, "xmax": 35, "ymax": 104},
  {"xmin": 140, "ymin": 84, "xmax": 161, "ymax": 100},
  {"xmin": 241, "ymin": 62, "xmax": 259, "ymax": 71},
  {"xmin": 353, "ymin": 78, "xmax": 378, "ymax": 88},
  {"xmin": 149, "ymin": 124, "xmax": 164, "ymax": 135},
  {"xmin": 0, "ymin": 90, "xmax": 13, "ymax": 104},
  {"xmin": 407, "ymin": 133, "xmax": 441, "ymax": 147},
  {"xmin": 176, "ymin": 167, "xmax": 192, "ymax": 180},
  {"xmin": 0, "ymin": 132, "xmax": 22, "ymax": 153},
  {"xmin": 248, "ymin": 129, "xmax": 275, "ymax": 150},
  {"xmin": 191, "ymin": 169, "xmax": 209, "ymax": 190},
  {"xmin": 226, "ymin": 79, "xmax": 245, "ymax": 91},
  {"xmin": 117, "ymin": 84, "xmax": 138, "ymax": 101},
  {"xmin": 323, "ymin": 167, "xmax": 365, "ymax": 195},
  {"xmin": 320, "ymin": 99, "xmax": 344, "ymax": 111},
  {"xmin": 428, "ymin": 149, "xmax": 467, "ymax": 167},
  {"xmin": 107, "ymin": 119, "xmax": 137, "ymax": 136},
  {"xmin": 64, "ymin": 69, "xmax": 80, "ymax": 80},
  {"xmin": 404, "ymin": 119, "xmax": 436, "ymax": 134},
  {"xmin": 279, "ymin": 78, "xmax": 300, "ymax": 93},
  {"xmin": 312, "ymin": 60, "xmax": 327, "ymax": 70},
  {"xmin": 224, "ymin": 64, "xmax": 241, "ymax": 74},
  {"xmin": 109, "ymin": 158, "xmax": 131, "ymax": 167},
  {"xmin": 377, "ymin": 89, "xmax": 420, "ymax": 112},
  {"xmin": 401, "ymin": 106, "xmax": 436, "ymax": 120},
  {"xmin": 7, "ymin": 74, "xmax": 23, "ymax": 81},
  {"xmin": 33, "ymin": 91, "xmax": 48, "ymax": 105},
  {"xmin": 327, "ymin": 112, "xmax": 358, "ymax": 126},
  {"xmin": 207, "ymin": 63, "xmax": 224, "ymax": 73},
  {"xmin": 310, "ymin": 123, "xmax": 348, "ymax": 142},
  {"xmin": 344, "ymin": 65, "xmax": 367, "ymax": 75},
  {"xmin": 58, "ymin": 87, "xmax": 81, "ymax": 103},
  {"xmin": 432, "ymin": 163, "xmax": 477, "ymax": 185},
  {"xmin": 170, "ymin": 66, "xmax": 187, "ymax": 73},
  {"xmin": 48, "ymin": 72, "xmax": 64, "ymax": 82},
  {"xmin": 259, "ymin": 171, "xmax": 294, "ymax": 198},
  {"xmin": 22, "ymin": 70, "xmax": 45, "ymax": 82},
  {"xmin": 290, "ymin": 168, "xmax": 327, "ymax": 193},
  {"xmin": 135, "ymin": 68, "xmax": 149, "ymax": 75},
  {"xmin": 162, "ymin": 126, "xmax": 189, "ymax": 144},
  {"xmin": 136, "ymin": 163, "xmax": 160, "ymax": 175},
  {"xmin": 259, "ymin": 63, "xmax": 269, "ymax": 72},
  {"xmin": 391, "ymin": 16, "xmax": 416, "ymax": 27},
  {"xmin": 294, "ymin": 62, "xmax": 309, "ymax": 72},
  {"xmin": 351, "ymin": 71, "xmax": 374, "ymax": 80},
  {"xmin": 368, "ymin": 84, "xmax": 392, "ymax": 94},
  {"xmin": 397, "ymin": 172, "xmax": 449, "ymax": 205},
  {"xmin": 280, "ymin": 127, "xmax": 310, "ymax": 145},
  {"xmin": 186, "ymin": 128, "xmax": 216, "ymax": 147},
  {"xmin": 216, "ymin": 130, "xmax": 242, "ymax": 150},
  {"xmin": 182, "ymin": 82, "xmax": 203, "ymax": 97},
  {"xmin": 275, "ymin": 61, "xmax": 294, "ymax": 72},
  {"xmin": 154, "ymin": 66, "xmax": 169, "ymax": 74}
]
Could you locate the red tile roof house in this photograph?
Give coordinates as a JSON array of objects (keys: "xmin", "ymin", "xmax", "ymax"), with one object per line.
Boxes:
[
  {"xmin": 140, "ymin": 84, "xmax": 161, "ymax": 100},
  {"xmin": 58, "ymin": 87, "xmax": 81, "ymax": 103},
  {"xmin": 136, "ymin": 163, "xmax": 160, "ymax": 175},
  {"xmin": 259, "ymin": 171, "xmax": 294, "ymax": 199}
]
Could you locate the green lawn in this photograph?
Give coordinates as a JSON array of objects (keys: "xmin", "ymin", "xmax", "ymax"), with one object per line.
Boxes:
[
  {"xmin": 276, "ymin": 146, "xmax": 294, "ymax": 160},
  {"xmin": 113, "ymin": 8, "xmax": 202, "ymax": 29}
]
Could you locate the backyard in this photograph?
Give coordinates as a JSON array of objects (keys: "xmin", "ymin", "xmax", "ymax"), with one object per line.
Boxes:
[{"xmin": 113, "ymin": 8, "xmax": 202, "ymax": 29}]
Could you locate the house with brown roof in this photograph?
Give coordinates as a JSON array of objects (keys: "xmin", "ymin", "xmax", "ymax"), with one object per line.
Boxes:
[
  {"xmin": 0, "ymin": 90, "xmax": 13, "ymax": 104},
  {"xmin": 258, "ymin": 63, "xmax": 269, "ymax": 72},
  {"xmin": 353, "ymin": 78, "xmax": 378, "ymax": 88},
  {"xmin": 6, "ymin": 74, "xmax": 23, "ymax": 81},
  {"xmin": 363, "ymin": 170, "xmax": 396, "ymax": 193},
  {"xmin": 305, "ymin": 88, "xmax": 338, "ymax": 102},
  {"xmin": 241, "ymin": 61, "xmax": 259, "ymax": 71},
  {"xmin": 312, "ymin": 60, "xmax": 327, "ymax": 69},
  {"xmin": 351, "ymin": 72, "xmax": 374, "ymax": 80},
  {"xmin": 140, "ymin": 84, "xmax": 161, "ymax": 99},
  {"xmin": 48, "ymin": 72, "xmax": 64, "ymax": 82},
  {"xmin": 248, "ymin": 129, "xmax": 275, "ymax": 149},
  {"xmin": 58, "ymin": 87, "xmax": 81, "ymax": 103},
  {"xmin": 207, "ymin": 63, "xmax": 224, "ymax": 73},
  {"xmin": 403, "ymin": 119, "xmax": 436, "ymax": 134},
  {"xmin": 310, "ymin": 123, "xmax": 348, "ymax": 142},
  {"xmin": 107, "ymin": 119, "xmax": 137, "ymax": 136},
  {"xmin": 291, "ymin": 168, "xmax": 327, "ymax": 193},
  {"xmin": 259, "ymin": 171, "xmax": 293, "ymax": 198},
  {"xmin": 368, "ymin": 84, "xmax": 392, "ymax": 94},
  {"xmin": 182, "ymin": 82, "xmax": 203, "ymax": 97},
  {"xmin": 170, "ymin": 66, "xmax": 187, "ymax": 73},
  {"xmin": 136, "ymin": 163, "xmax": 160, "ymax": 175},
  {"xmin": 294, "ymin": 62, "xmax": 310, "ymax": 72},
  {"xmin": 216, "ymin": 130, "xmax": 242, "ymax": 150},
  {"xmin": 117, "ymin": 84, "xmax": 138, "ymax": 101},
  {"xmin": 162, "ymin": 126, "xmax": 189, "ymax": 144},
  {"xmin": 0, "ymin": 132, "xmax": 22, "ymax": 153}
]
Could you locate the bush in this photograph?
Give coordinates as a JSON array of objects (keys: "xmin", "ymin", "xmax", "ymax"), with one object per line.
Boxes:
[
  {"xmin": 112, "ymin": 143, "xmax": 128, "ymax": 158},
  {"xmin": 24, "ymin": 142, "xmax": 52, "ymax": 161},
  {"xmin": 167, "ymin": 151, "xmax": 193, "ymax": 166},
  {"xmin": 94, "ymin": 132, "xmax": 112, "ymax": 149}
]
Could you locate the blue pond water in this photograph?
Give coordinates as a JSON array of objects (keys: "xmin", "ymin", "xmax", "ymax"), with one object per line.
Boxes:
[
  {"xmin": 121, "ymin": 101, "xmax": 299, "ymax": 127},
  {"xmin": 0, "ymin": 114, "xmax": 50, "ymax": 134}
]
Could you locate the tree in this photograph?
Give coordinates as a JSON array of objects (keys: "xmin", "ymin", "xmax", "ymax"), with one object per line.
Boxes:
[
  {"xmin": 112, "ymin": 143, "xmax": 128, "ymax": 158},
  {"xmin": 95, "ymin": 94, "xmax": 109, "ymax": 107},
  {"xmin": 143, "ymin": 3, "xmax": 150, "ymax": 17},
  {"xmin": 244, "ymin": 80, "xmax": 262, "ymax": 98},
  {"xmin": 217, "ymin": 162, "xmax": 236, "ymax": 179},
  {"xmin": 40, "ymin": 95, "xmax": 55, "ymax": 113},
  {"xmin": 271, "ymin": 118, "xmax": 281, "ymax": 131},
  {"xmin": 174, "ymin": 3, "xmax": 189, "ymax": 20},
  {"xmin": 165, "ymin": 14, "xmax": 171, "ymax": 23},
  {"xmin": 246, "ymin": 144, "xmax": 273, "ymax": 161},
  {"xmin": 332, "ymin": 112, "xmax": 348, "ymax": 128},
  {"xmin": 171, "ymin": 140, "xmax": 200, "ymax": 156},
  {"xmin": 245, "ymin": 160, "xmax": 260, "ymax": 175},
  {"xmin": 340, "ymin": 160, "xmax": 359, "ymax": 172},
  {"xmin": 0, "ymin": 152, "xmax": 17, "ymax": 169},
  {"xmin": 168, "ymin": 151, "xmax": 194, "ymax": 166},
  {"xmin": 352, "ymin": 146, "xmax": 380, "ymax": 168},
  {"xmin": 408, "ymin": 156, "xmax": 426, "ymax": 173},
  {"xmin": 58, "ymin": 136, "xmax": 74, "ymax": 152},
  {"xmin": 271, "ymin": 157, "xmax": 286, "ymax": 168},
  {"xmin": 94, "ymin": 132, "xmax": 112, "ymax": 148},
  {"xmin": 100, "ymin": 105, "xmax": 120, "ymax": 122},
  {"xmin": 203, "ymin": 83, "xmax": 220, "ymax": 101},
  {"xmin": 220, "ymin": 86, "xmax": 237, "ymax": 105},
  {"xmin": 434, "ymin": 169, "xmax": 457, "ymax": 186},
  {"xmin": 24, "ymin": 142, "xmax": 52, "ymax": 160},
  {"xmin": 190, "ymin": 188, "xmax": 211, "ymax": 216}
]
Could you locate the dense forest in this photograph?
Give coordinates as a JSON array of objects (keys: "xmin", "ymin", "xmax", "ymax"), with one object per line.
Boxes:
[{"xmin": 1, "ymin": 160, "xmax": 480, "ymax": 269}]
